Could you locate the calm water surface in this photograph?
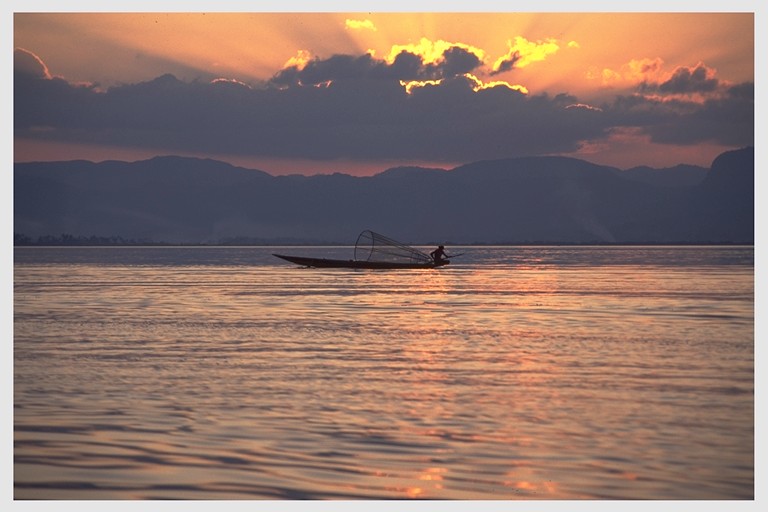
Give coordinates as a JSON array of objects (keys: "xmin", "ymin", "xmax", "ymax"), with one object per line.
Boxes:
[{"xmin": 13, "ymin": 246, "xmax": 754, "ymax": 500}]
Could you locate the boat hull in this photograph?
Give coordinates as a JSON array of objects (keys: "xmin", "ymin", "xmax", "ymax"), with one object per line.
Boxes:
[{"xmin": 273, "ymin": 254, "xmax": 449, "ymax": 269}]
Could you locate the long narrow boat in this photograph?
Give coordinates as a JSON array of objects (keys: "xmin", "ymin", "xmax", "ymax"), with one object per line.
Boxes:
[
  {"xmin": 273, "ymin": 230, "xmax": 449, "ymax": 269},
  {"xmin": 273, "ymin": 253, "xmax": 448, "ymax": 269}
]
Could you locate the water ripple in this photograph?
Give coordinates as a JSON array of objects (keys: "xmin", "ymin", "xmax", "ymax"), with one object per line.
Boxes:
[{"xmin": 14, "ymin": 246, "xmax": 754, "ymax": 499}]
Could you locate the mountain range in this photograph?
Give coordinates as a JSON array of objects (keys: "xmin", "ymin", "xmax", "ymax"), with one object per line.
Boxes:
[{"xmin": 14, "ymin": 147, "xmax": 754, "ymax": 245}]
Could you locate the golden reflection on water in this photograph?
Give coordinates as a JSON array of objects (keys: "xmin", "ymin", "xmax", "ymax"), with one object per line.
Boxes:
[{"xmin": 13, "ymin": 247, "xmax": 754, "ymax": 499}]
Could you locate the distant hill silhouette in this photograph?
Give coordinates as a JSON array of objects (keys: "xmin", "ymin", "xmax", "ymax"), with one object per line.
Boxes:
[
  {"xmin": 619, "ymin": 164, "xmax": 707, "ymax": 188},
  {"xmin": 14, "ymin": 148, "xmax": 754, "ymax": 244}
]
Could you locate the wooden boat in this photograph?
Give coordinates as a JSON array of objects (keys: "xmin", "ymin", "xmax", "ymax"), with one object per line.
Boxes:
[
  {"xmin": 273, "ymin": 253, "xmax": 449, "ymax": 269},
  {"xmin": 273, "ymin": 230, "xmax": 450, "ymax": 269}
]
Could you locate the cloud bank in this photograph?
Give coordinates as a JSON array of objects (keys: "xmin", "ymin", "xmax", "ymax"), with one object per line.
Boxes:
[{"xmin": 14, "ymin": 45, "xmax": 753, "ymax": 166}]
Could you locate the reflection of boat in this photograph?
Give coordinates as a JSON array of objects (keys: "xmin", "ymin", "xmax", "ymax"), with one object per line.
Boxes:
[{"xmin": 273, "ymin": 230, "xmax": 449, "ymax": 269}]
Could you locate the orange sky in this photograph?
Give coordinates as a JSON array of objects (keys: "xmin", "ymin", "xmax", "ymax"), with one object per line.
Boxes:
[
  {"xmin": 14, "ymin": 12, "xmax": 754, "ymax": 102},
  {"xmin": 11, "ymin": 6, "xmax": 758, "ymax": 175},
  {"xmin": 13, "ymin": 12, "xmax": 754, "ymax": 95}
]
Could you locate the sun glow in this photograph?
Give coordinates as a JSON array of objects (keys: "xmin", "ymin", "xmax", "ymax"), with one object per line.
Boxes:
[
  {"xmin": 210, "ymin": 77, "xmax": 251, "ymax": 88},
  {"xmin": 386, "ymin": 37, "xmax": 486, "ymax": 66},
  {"xmin": 283, "ymin": 49, "xmax": 312, "ymax": 71},
  {"xmin": 400, "ymin": 74, "xmax": 529, "ymax": 95},
  {"xmin": 345, "ymin": 18, "xmax": 377, "ymax": 32},
  {"xmin": 593, "ymin": 57, "xmax": 667, "ymax": 86},
  {"xmin": 493, "ymin": 36, "xmax": 561, "ymax": 73},
  {"xmin": 464, "ymin": 73, "xmax": 528, "ymax": 94},
  {"xmin": 399, "ymin": 78, "xmax": 442, "ymax": 94}
]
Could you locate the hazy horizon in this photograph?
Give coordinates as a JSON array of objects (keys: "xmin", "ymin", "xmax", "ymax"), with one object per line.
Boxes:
[{"xmin": 10, "ymin": 148, "xmax": 725, "ymax": 179}]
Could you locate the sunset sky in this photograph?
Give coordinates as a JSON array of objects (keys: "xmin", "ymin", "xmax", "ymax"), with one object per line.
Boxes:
[{"xmin": 11, "ymin": 3, "xmax": 758, "ymax": 176}]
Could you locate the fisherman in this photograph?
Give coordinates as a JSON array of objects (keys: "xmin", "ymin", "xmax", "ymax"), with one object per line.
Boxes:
[{"xmin": 430, "ymin": 245, "xmax": 447, "ymax": 264}]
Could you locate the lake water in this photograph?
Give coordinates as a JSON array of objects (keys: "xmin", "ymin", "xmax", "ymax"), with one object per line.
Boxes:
[{"xmin": 13, "ymin": 246, "xmax": 754, "ymax": 500}]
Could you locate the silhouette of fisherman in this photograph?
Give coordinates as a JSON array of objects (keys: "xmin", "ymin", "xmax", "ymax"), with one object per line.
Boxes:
[{"xmin": 430, "ymin": 245, "xmax": 448, "ymax": 264}]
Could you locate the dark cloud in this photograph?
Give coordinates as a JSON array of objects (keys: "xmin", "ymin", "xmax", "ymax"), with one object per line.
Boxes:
[
  {"xmin": 435, "ymin": 47, "xmax": 484, "ymax": 77},
  {"xmin": 645, "ymin": 84, "xmax": 754, "ymax": 145},
  {"xmin": 607, "ymin": 81, "xmax": 754, "ymax": 146},
  {"xmin": 14, "ymin": 48, "xmax": 51, "ymax": 79},
  {"xmin": 14, "ymin": 49, "xmax": 754, "ymax": 165},
  {"xmin": 271, "ymin": 53, "xmax": 389, "ymax": 87},
  {"xmin": 271, "ymin": 45, "xmax": 483, "ymax": 88},
  {"xmin": 490, "ymin": 51, "xmax": 521, "ymax": 75},
  {"xmin": 639, "ymin": 64, "xmax": 720, "ymax": 95},
  {"xmin": 659, "ymin": 65, "xmax": 719, "ymax": 94}
]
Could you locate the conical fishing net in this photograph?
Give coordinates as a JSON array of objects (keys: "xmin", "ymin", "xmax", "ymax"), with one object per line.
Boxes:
[{"xmin": 354, "ymin": 230, "xmax": 432, "ymax": 264}]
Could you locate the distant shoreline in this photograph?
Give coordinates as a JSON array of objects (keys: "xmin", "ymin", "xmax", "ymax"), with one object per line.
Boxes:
[{"xmin": 13, "ymin": 241, "xmax": 755, "ymax": 248}]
